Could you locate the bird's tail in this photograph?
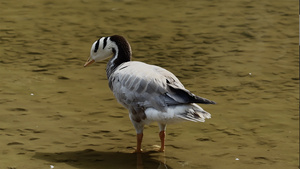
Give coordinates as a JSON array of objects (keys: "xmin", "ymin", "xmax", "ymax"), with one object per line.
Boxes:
[{"xmin": 176, "ymin": 103, "xmax": 211, "ymax": 122}]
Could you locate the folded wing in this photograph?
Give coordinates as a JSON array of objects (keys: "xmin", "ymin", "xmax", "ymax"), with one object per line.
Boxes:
[{"xmin": 108, "ymin": 61, "xmax": 215, "ymax": 112}]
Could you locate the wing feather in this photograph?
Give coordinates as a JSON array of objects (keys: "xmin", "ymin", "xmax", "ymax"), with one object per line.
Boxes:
[{"xmin": 108, "ymin": 61, "xmax": 215, "ymax": 112}]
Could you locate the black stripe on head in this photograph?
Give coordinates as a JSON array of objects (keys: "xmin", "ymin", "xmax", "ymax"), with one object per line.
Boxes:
[
  {"xmin": 103, "ymin": 37, "xmax": 108, "ymax": 49},
  {"xmin": 109, "ymin": 35, "xmax": 131, "ymax": 56},
  {"xmin": 94, "ymin": 39, "xmax": 100, "ymax": 53}
]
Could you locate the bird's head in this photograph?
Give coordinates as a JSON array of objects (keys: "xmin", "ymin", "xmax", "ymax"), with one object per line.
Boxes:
[{"xmin": 84, "ymin": 36, "xmax": 117, "ymax": 67}]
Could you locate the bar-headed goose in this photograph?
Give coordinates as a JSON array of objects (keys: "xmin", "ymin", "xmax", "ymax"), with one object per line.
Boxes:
[{"xmin": 84, "ymin": 35, "xmax": 215, "ymax": 152}]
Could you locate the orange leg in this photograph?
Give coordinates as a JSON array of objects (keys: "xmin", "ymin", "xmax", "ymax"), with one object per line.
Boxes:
[
  {"xmin": 159, "ymin": 130, "xmax": 165, "ymax": 152},
  {"xmin": 135, "ymin": 133, "xmax": 143, "ymax": 153}
]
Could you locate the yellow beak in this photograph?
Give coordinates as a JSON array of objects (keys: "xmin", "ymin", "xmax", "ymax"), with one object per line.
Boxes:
[{"xmin": 84, "ymin": 57, "xmax": 95, "ymax": 67}]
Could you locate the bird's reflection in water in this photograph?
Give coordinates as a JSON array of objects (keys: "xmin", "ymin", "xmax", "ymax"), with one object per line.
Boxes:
[
  {"xmin": 137, "ymin": 151, "xmax": 169, "ymax": 169},
  {"xmin": 33, "ymin": 149, "xmax": 172, "ymax": 169}
]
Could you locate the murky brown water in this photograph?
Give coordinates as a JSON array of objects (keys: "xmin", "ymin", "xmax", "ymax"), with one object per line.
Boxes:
[{"xmin": 0, "ymin": 0, "xmax": 298, "ymax": 168}]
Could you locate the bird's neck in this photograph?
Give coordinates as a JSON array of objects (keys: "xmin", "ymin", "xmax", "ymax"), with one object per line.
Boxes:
[{"xmin": 106, "ymin": 47, "xmax": 131, "ymax": 78}]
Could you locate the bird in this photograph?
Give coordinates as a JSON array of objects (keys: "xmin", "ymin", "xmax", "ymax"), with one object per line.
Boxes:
[{"xmin": 84, "ymin": 35, "xmax": 215, "ymax": 153}]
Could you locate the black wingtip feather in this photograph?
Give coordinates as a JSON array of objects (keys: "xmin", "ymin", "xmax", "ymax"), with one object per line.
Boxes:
[
  {"xmin": 167, "ymin": 82, "xmax": 216, "ymax": 105},
  {"xmin": 195, "ymin": 96, "xmax": 216, "ymax": 104}
]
